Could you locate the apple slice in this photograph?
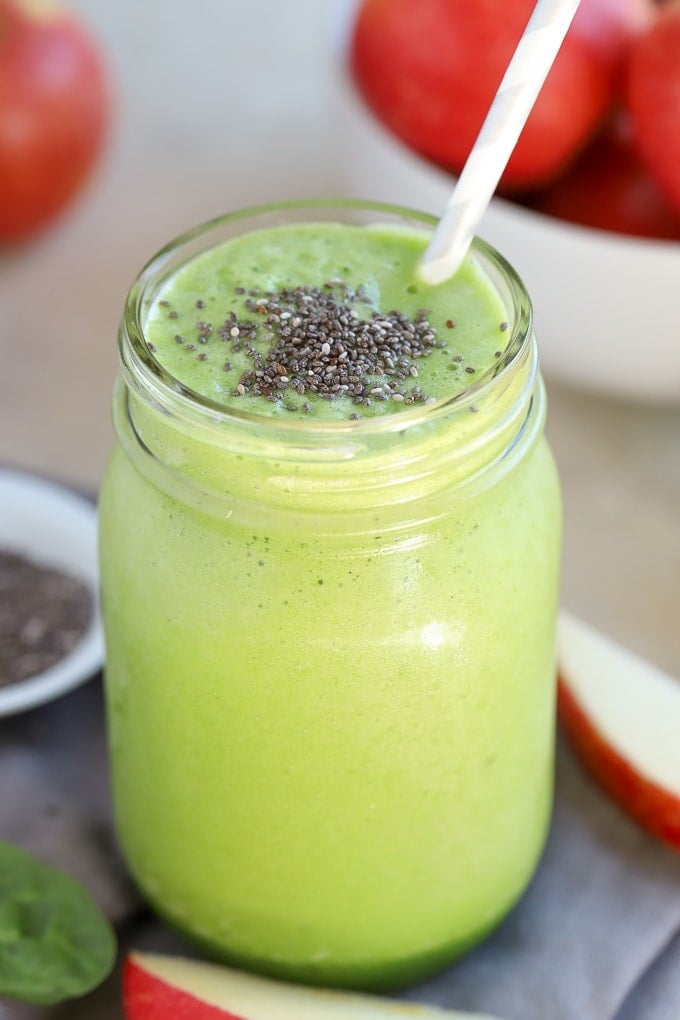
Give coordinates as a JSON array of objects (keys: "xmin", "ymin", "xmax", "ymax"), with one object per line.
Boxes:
[
  {"xmin": 557, "ymin": 611, "xmax": 680, "ymax": 849},
  {"xmin": 123, "ymin": 952, "xmax": 502, "ymax": 1020}
]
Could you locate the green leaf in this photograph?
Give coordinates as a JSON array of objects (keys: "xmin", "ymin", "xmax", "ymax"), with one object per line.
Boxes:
[{"xmin": 0, "ymin": 840, "xmax": 117, "ymax": 1005}]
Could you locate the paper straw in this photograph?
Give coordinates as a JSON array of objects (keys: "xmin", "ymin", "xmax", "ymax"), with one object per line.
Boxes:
[{"xmin": 418, "ymin": 0, "xmax": 582, "ymax": 286}]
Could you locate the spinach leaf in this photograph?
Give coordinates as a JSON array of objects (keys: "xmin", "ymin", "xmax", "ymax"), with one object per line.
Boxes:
[{"xmin": 0, "ymin": 839, "xmax": 116, "ymax": 1005}]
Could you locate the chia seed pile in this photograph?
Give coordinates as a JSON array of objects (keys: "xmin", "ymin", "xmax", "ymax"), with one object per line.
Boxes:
[
  {"xmin": 156, "ymin": 280, "xmax": 492, "ymax": 419},
  {"xmin": 0, "ymin": 550, "xmax": 92, "ymax": 687}
]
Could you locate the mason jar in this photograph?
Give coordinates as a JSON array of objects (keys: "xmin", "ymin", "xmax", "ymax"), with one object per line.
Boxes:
[{"xmin": 98, "ymin": 200, "xmax": 561, "ymax": 990}]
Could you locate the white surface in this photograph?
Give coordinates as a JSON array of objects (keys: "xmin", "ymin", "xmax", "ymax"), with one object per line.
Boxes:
[
  {"xmin": 0, "ymin": 470, "xmax": 103, "ymax": 716},
  {"xmin": 333, "ymin": 20, "xmax": 680, "ymax": 402}
]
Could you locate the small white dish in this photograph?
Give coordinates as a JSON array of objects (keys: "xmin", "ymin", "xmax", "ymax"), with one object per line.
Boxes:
[{"xmin": 0, "ymin": 469, "xmax": 104, "ymax": 717}]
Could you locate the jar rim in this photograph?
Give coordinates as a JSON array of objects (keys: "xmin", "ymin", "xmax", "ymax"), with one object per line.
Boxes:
[{"xmin": 120, "ymin": 197, "xmax": 533, "ymax": 439}]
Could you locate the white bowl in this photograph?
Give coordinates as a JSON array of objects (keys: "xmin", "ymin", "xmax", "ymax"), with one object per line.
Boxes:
[
  {"xmin": 331, "ymin": 23, "xmax": 680, "ymax": 404},
  {"xmin": 0, "ymin": 470, "xmax": 104, "ymax": 717}
]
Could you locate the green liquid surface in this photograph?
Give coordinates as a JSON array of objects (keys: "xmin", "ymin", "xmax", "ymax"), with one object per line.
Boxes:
[
  {"xmin": 146, "ymin": 223, "xmax": 510, "ymax": 418},
  {"xmin": 101, "ymin": 219, "xmax": 561, "ymax": 989}
]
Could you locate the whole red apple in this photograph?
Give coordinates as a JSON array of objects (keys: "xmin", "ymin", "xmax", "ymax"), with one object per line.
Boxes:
[
  {"xmin": 523, "ymin": 123, "xmax": 680, "ymax": 239},
  {"xmin": 0, "ymin": 0, "xmax": 110, "ymax": 241},
  {"xmin": 625, "ymin": 2, "xmax": 680, "ymax": 216},
  {"xmin": 350, "ymin": 0, "xmax": 653, "ymax": 191}
]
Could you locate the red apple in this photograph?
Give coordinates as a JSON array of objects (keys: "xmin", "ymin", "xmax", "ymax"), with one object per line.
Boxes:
[
  {"xmin": 557, "ymin": 612, "xmax": 680, "ymax": 849},
  {"xmin": 350, "ymin": 0, "xmax": 653, "ymax": 191},
  {"xmin": 625, "ymin": 1, "xmax": 680, "ymax": 216},
  {"xmin": 523, "ymin": 123, "xmax": 680, "ymax": 239},
  {"xmin": 0, "ymin": 0, "xmax": 111, "ymax": 241},
  {"xmin": 123, "ymin": 952, "xmax": 501, "ymax": 1020}
]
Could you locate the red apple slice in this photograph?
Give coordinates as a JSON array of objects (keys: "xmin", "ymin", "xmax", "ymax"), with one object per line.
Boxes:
[
  {"xmin": 123, "ymin": 952, "xmax": 502, "ymax": 1020},
  {"xmin": 557, "ymin": 612, "xmax": 680, "ymax": 849}
]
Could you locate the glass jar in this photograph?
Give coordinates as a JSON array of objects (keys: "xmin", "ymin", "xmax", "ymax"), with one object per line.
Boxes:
[{"xmin": 99, "ymin": 200, "xmax": 561, "ymax": 991}]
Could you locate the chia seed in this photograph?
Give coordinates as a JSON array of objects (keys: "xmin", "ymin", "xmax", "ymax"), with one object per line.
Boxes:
[
  {"xmin": 0, "ymin": 551, "xmax": 92, "ymax": 687},
  {"xmin": 221, "ymin": 281, "xmax": 443, "ymax": 416}
]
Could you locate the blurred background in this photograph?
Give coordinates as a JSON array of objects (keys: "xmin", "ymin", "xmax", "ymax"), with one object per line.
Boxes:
[
  {"xmin": 0, "ymin": 0, "xmax": 339, "ymax": 490},
  {"xmin": 0, "ymin": 0, "xmax": 677, "ymax": 674}
]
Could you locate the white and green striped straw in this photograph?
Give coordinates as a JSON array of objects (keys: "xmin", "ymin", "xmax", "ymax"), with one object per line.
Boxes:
[{"xmin": 418, "ymin": 0, "xmax": 582, "ymax": 286}]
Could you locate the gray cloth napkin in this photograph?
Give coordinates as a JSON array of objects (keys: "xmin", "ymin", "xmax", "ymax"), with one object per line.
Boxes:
[{"xmin": 1, "ymin": 679, "xmax": 679, "ymax": 1019}]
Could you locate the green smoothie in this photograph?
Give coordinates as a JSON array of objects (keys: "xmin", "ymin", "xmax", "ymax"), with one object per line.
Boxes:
[
  {"xmin": 143, "ymin": 222, "xmax": 510, "ymax": 419},
  {"xmin": 99, "ymin": 202, "xmax": 561, "ymax": 990}
]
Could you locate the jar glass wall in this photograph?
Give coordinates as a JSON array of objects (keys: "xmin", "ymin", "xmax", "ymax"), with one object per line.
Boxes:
[{"xmin": 98, "ymin": 200, "xmax": 562, "ymax": 990}]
